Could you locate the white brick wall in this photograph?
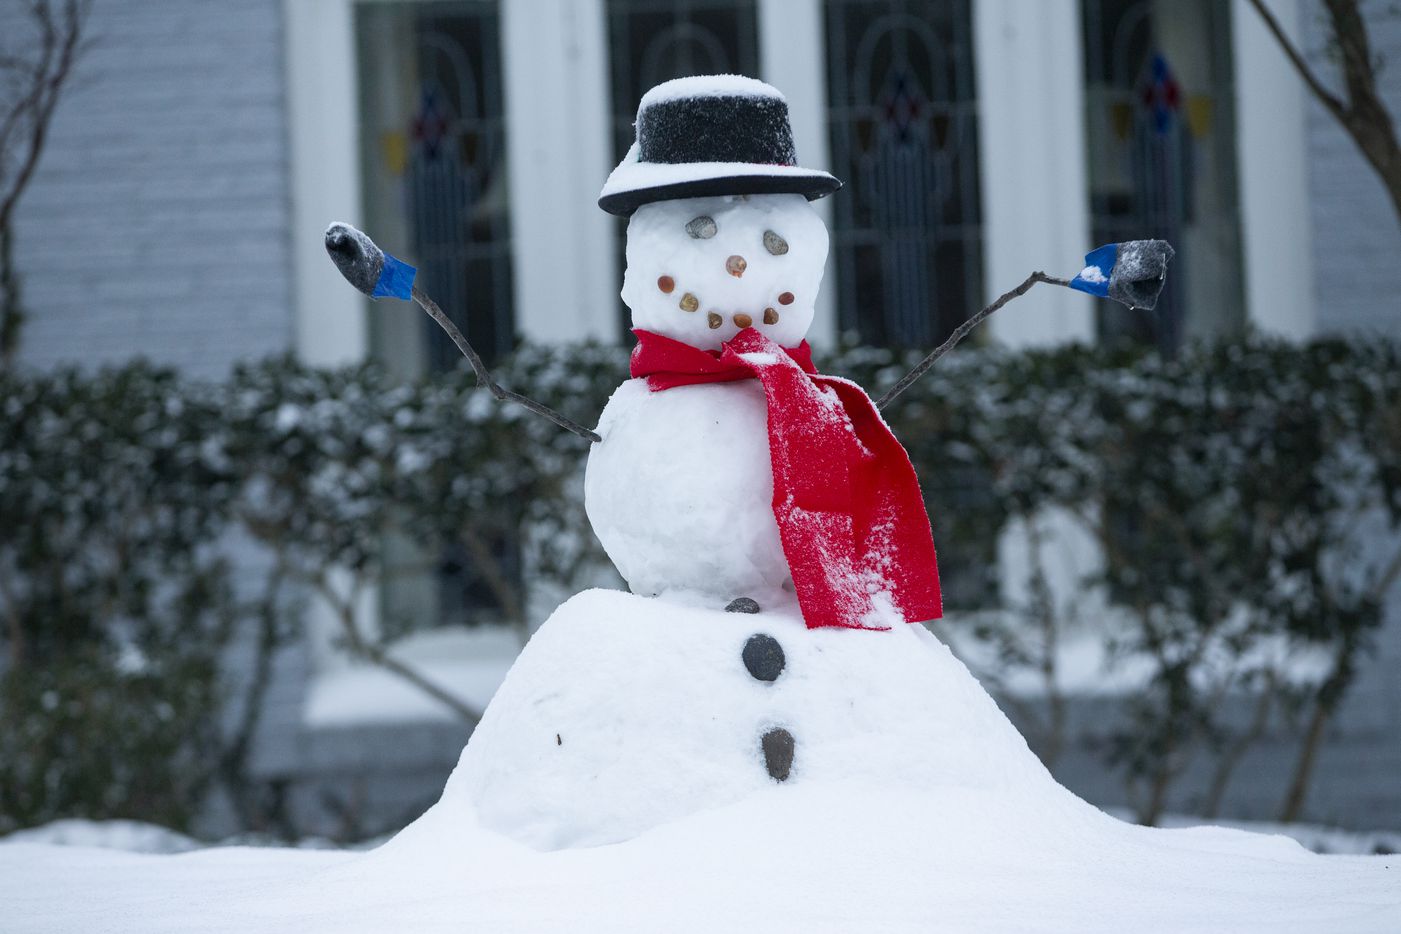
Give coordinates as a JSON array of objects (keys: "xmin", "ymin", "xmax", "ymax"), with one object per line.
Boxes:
[{"xmin": 12, "ymin": 0, "xmax": 294, "ymax": 378}]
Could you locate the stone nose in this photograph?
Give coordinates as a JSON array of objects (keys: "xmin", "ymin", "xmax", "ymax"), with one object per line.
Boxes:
[{"xmin": 726, "ymin": 254, "xmax": 747, "ymax": 278}]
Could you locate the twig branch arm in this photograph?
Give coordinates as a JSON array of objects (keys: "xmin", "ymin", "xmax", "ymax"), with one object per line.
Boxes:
[
  {"xmin": 410, "ymin": 286, "xmax": 603, "ymax": 442},
  {"xmin": 876, "ymin": 272, "xmax": 1071, "ymax": 409},
  {"xmin": 324, "ymin": 223, "xmax": 602, "ymax": 444}
]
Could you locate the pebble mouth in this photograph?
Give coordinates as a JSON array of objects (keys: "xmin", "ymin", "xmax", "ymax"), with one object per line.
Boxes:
[{"xmin": 658, "ymin": 275, "xmax": 789, "ymax": 329}]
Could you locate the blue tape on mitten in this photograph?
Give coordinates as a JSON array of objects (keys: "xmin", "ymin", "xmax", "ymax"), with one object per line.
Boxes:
[
  {"xmin": 1069, "ymin": 243, "xmax": 1117, "ymax": 298},
  {"xmin": 372, "ymin": 251, "xmax": 417, "ymax": 300}
]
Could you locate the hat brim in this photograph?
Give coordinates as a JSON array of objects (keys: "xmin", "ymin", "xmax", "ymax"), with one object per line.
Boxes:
[{"xmin": 598, "ymin": 159, "xmax": 841, "ymax": 216}]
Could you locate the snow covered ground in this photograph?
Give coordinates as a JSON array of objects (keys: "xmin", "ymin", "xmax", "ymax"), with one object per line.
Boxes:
[
  {"xmin": 1, "ymin": 590, "xmax": 1395, "ymax": 932},
  {"xmin": 0, "ymin": 782, "xmax": 1396, "ymax": 933}
]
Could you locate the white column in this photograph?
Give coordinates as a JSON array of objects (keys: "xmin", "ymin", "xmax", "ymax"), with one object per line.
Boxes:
[
  {"xmin": 974, "ymin": 0, "xmax": 1094, "ymax": 348},
  {"xmin": 1233, "ymin": 0, "xmax": 1315, "ymax": 339},
  {"xmin": 503, "ymin": 0, "xmax": 618, "ymax": 344},
  {"xmin": 283, "ymin": 0, "xmax": 379, "ymax": 671},
  {"xmin": 759, "ymin": 0, "xmax": 839, "ymax": 349},
  {"xmin": 284, "ymin": 0, "xmax": 368, "ymax": 367}
]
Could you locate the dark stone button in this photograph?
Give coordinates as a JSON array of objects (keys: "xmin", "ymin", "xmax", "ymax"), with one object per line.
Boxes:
[
  {"xmin": 742, "ymin": 633, "xmax": 785, "ymax": 682},
  {"xmin": 725, "ymin": 597, "xmax": 761, "ymax": 614},
  {"xmin": 761, "ymin": 728, "xmax": 795, "ymax": 782}
]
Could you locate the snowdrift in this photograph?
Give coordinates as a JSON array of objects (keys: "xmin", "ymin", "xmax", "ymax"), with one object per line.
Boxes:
[{"xmin": 1, "ymin": 589, "xmax": 1396, "ymax": 933}]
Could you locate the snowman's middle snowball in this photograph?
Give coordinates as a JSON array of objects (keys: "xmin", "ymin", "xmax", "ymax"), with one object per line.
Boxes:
[
  {"xmin": 586, "ymin": 376, "xmax": 790, "ymax": 603},
  {"xmin": 593, "ymin": 191, "xmax": 829, "ymax": 604}
]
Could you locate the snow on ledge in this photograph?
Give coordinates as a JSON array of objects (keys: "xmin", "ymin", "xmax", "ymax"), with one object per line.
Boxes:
[{"xmin": 304, "ymin": 625, "xmax": 521, "ymax": 729}]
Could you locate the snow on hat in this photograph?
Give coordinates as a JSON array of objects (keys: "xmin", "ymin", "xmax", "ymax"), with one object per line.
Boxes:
[{"xmin": 598, "ymin": 74, "xmax": 842, "ymax": 216}]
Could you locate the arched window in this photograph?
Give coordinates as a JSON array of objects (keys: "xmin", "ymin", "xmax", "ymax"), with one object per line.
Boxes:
[
  {"xmin": 825, "ymin": 0, "xmax": 982, "ymax": 348},
  {"xmin": 1083, "ymin": 0, "xmax": 1245, "ymax": 351},
  {"xmin": 358, "ymin": 1, "xmax": 514, "ymax": 375},
  {"xmin": 357, "ymin": 1, "xmax": 517, "ymax": 628},
  {"xmin": 605, "ymin": 0, "xmax": 761, "ymax": 334}
]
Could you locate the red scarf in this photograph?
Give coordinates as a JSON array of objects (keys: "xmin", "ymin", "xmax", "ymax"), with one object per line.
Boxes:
[{"xmin": 630, "ymin": 328, "xmax": 942, "ymax": 630}]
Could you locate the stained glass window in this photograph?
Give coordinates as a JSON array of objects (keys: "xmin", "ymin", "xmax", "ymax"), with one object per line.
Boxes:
[
  {"xmin": 605, "ymin": 0, "xmax": 761, "ymax": 333},
  {"xmin": 1082, "ymin": 0, "xmax": 1244, "ymax": 350},
  {"xmin": 358, "ymin": 1, "xmax": 514, "ymax": 374},
  {"xmin": 824, "ymin": 0, "xmax": 983, "ymax": 349},
  {"xmin": 357, "ymin": 1, "xmax": 516, "ymax": 628}
]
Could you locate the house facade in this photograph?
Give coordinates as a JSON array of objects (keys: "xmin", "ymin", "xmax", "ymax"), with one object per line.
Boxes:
[{"xmin": 13, "ymin": 0, "xmax": 1401, "ymax": 836}]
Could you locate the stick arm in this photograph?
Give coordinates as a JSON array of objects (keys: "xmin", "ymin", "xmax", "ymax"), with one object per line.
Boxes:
[
  {"xmin": 324, "ymin": 223, "xmax": 602, "ymax": 444},
  {"xmin": 874, "ymin": 239, "xmax": 1173, "ymax": 409},
  {"xmin": 410, "ymin": 286, "xmax": 602, "ymax": 443},
  {"xmin": 875, "ymin": 272, "xmax": 1070, "ymax": 409}
]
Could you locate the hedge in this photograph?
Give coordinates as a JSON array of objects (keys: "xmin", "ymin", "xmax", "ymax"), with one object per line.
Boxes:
[{"xmin": 1, "ymin": 335, "xmax": 1398, "ymax": 833}]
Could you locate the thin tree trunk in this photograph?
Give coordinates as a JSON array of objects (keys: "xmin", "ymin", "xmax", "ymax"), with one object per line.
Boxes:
[
  {"xmin": 219, "ymin": 558, "xmax": 288, "ymax": 832},
  {"xmin": 460, "ymin": 525, "xmax": 529, "ymax": 645},
  {"xmin": 0, "ymin": 2, "xmax": 90, "ymax": 366},
  {"xmin": 1278, "ymin": 696, "xmax": 1332, "ymax": 823},
  {"xmin": 0, "ymin": 223, "xmax": 20, "ymax": 366},
  {"xmin": 1246, "ymin": 0, "xmax": 1401, "ymax": 231},
  {"xmin": 317, "ymin": 574, "xmax": 481, "ymax": 723},
  {"xmin": 1024, "ymin": 516, "xmax": 1065, "ymax": 767},
  {"xmin": 0, "ymin": 568, "xmax": 24, "ymax": 668},
  {"xmin": 1276, "ymin": 543, "xmax": 1401, "ymax": 823},
  {"xmin": 1202, "ymin": 683, "xmax": 1274, "ymax": 819},
  {"xmin": 1141, "ymin": 770, "xmax": 1173, "ymax": 827},
  {"xmin": 1279, "ymin": 637, "xmax": 1359, "ymax": 823}
]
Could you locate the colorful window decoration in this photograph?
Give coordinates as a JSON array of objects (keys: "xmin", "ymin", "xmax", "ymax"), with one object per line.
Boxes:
[
  {"xmin": 1082, "ymin": 0, "xmax": 1244, "ymax": 351},
  {"xmin": 824, "ymin": 0, "xmax": 983, "ymax": 349},
  {"xmin": 357, "ymin": 1, "xmax": 518, "ymax": 625},
  {"xmin": 358, "ymin": 1, "xmax": 515, "ymax": 372}
]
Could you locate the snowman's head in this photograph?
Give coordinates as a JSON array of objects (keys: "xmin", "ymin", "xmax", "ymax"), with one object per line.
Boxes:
[{"xmin": 622, "ymin": 192, "xmax": 828, "ymax": 351}]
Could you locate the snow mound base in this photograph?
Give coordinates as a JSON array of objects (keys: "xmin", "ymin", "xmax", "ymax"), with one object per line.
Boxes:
[
  {"xmin": 455, "ymin": 588, "xmax": 1085, "ymax": 850},
  {"xmin": 2, "ymin": 589, "xmax": 1395, "ymax": 932},
  {"xmin": 3, "ymin": 773, "xmax": 1396, "ymax": 933}
]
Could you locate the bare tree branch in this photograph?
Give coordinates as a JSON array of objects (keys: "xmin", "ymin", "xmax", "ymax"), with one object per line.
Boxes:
[
  {"xmin": 0, "ymin": 0, "xmax": 92, "ymax": 366},
  {"xmin": 1244, "ymin": 0, "xmax": 1348, "ymax": 119},
  {"xmin": 314, "ymin": 573, "xmax": 482, "ymax": 723},
  {"xmin": 1247, "ymin": 0, "xmax": 1401, "ymax": 227}
]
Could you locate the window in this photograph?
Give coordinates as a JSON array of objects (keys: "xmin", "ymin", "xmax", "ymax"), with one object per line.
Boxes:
[
  {"xmin": 824, "ymin": 0, "xmax": 990, "ymax": 609},
  {"xmin": 824, "ymin": 0, "xmax": 983, "ymax": 349},
  {"xmin": 356, "ymin": 1, "xmax": 517, "ymax": 630},
  {"xmin": 1082, "ymin": 0, "xmax": 1245, "ymax": 350},
  {"xmin": 606, "ymin": 0, "xmax": 762, "ymax": 161},
  {"xmin": 605, "ymin": 0, "xmax": 761, "ymax": 334},
  {"xmin": 357, "ymin": 1, "xmax": 514, "ymax": 375}
]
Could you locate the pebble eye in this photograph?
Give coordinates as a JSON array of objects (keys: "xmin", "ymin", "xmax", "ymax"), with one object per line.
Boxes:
[
  {"xmin": 686, "ymin": 215, "xmax": 717, "ymax": 239},
  {"xmin": 763, "ymin": 230, "xmax": 788, "ymax": 255}
]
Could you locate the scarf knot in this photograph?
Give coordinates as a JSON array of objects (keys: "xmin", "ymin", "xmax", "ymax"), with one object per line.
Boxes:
[{"xmin": 629, "ymin": 328, "xmax": 942, "ymax": 630}]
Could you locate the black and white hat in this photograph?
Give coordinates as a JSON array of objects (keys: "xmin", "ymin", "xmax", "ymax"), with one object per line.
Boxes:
[{"xmin": 598, "ymin": 74, "xmax": 842, "ymax": 216}]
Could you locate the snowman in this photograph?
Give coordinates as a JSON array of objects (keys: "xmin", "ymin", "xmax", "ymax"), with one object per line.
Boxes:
[
  {"xmin": 586, "ymin": 74, "xmax": 942, "ymax": 633},
  {"xmin": 323, "ymin": 75, "xmax": 1172, "ymax": 851}
]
